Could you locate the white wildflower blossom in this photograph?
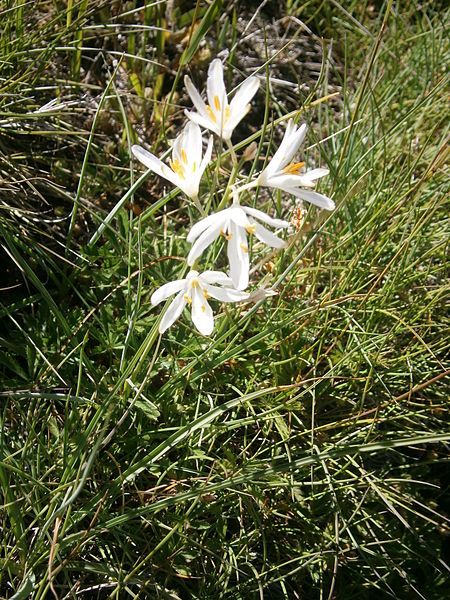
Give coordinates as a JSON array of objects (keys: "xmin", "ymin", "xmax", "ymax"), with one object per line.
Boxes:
[
  {"xmin": 257, "ymin": 120, "xmax": 335, "ymax": 210},
  {"xmin": 151, "ymin": 270, "xmax": 248, "ymax": 335},
  {"xmin": 128, "ymin": 57, "xmax": 336, "ymax": 338},
  {"xmin": 187, "ymin": 205, "xmax": 289, "ymax": 290},
  {"xmin": 132, "ymin": 122, "xmax": 213, "ymax": 203},
  {"xmin": 184, "ymin": 58, "xmax": 260, "ymax": 141}
]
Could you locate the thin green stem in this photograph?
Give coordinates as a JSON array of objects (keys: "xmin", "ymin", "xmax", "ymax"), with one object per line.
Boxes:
[{"xmin": 225, "ymin": 137, "xmax": 238, "ymax": 166}]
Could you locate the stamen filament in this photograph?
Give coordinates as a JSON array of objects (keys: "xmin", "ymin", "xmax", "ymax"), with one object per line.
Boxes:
[
  {"xmin": 170, "ymin": 159, "xmax": 185, "ymax": 178},
  {"xmin": 207, "ymin": 106, "xmax": 217, "ymax": 123}
]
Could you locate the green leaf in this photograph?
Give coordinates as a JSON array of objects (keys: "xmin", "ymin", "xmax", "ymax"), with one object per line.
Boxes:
[
  {"xmin": 180, "ymin": 0, "xmax": 223, "ymax": 66},
  {"xmin": 133, "ymin": 397, "xmax": 160, "ymax": 421},
  {"xmin": 10, "ymin": 572, "xmax": 35, "ymax": 600}
]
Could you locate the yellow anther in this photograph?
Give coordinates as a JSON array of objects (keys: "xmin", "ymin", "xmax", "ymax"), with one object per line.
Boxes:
[
  {"xmin": 214, "ymin": 95, "xmax": 221, "ymax": 111},
  {"xmin": 245, "ymin": 224, "xmax": 257, "ymax": 235},
  {"xmin": 224, "ymin": 106, "xmax": 231, "ymax": 121},
  {"xmin": 170, "ymin": 159, "xmax": 185, "ymax": 179},
  {"xmin": 192, "ymin": 161, "xmax": 197, "ymax": 172},
  {"xmin": 181, "ymin": 148, "xmax": 188, "ymax": 164},
  {"xmin": 283, "ymin": 161, "xmax": 305, "ymax": 175},
  {"xmin": 201, "ymin": 304, "xmax": 206, "ymax": 312},
  {"xmin": 240, "ymin": 243, "xmax": 249, "ymax": 254},
  {"xmin": 207, "ymin": 106, "xmax": 217, "ymax": 123},
  {"xmin": 220, "ymin": 229, "xmax": 233, "ymax": 240},
  {"xmin": 191, "ymin": 279, "xmax": 199, "ymax": 289},
  {"xmin": 203, "ymin": 289, "xmax": 210, "ymax": 299},
  {"xmin": 183, "ymin": 293, "xmax": 192, "ymax": 304}
]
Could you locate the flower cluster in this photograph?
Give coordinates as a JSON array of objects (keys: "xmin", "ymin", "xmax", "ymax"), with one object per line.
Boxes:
[{"xmin": 132, "ymin": 58, "xmax": 335, "ymax": 335}]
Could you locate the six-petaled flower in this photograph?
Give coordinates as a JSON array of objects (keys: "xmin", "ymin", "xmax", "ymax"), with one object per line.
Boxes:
[
  {"xmin": 187, "ymin": 205, "xmax": 289, "ymax": 290},
  {"xmin": 151, "ymin": 270, "xmax": 248, "ymax": 335},
  {"xmin": 132, "ymin": 121, "xmax": 213, "ymax": 204},
  {"xmin": 257, "ymin": 119, "xmax": 335, "ymax": 210},
  {"xmin": 184, "ymin": 58, "xmax": 260, "ymax": 141}
]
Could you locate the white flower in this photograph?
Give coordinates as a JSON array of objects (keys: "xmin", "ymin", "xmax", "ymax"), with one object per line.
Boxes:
[
  {"xmin": 187, "ymin": 206, "xmax": 289, "ymax": 290},
  {"xmin": 184, "ymin": 58, "xmax": 260, "ymax": 141},
  {"xmin": 151, "ymin": 270, "xmax": 248, "ymax": 335},
  {"xmin": 132, "ymin": 122, "xmax": 213, "ymax": 202},
  {"xmin": 257, "ymin": 120, "xmax": 335, "ymax": 210}
]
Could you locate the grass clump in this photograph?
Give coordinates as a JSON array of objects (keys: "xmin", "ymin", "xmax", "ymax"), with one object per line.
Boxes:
[{"xmin": 0, "ymin": 1, "xmax": 449, "ymax": 598}]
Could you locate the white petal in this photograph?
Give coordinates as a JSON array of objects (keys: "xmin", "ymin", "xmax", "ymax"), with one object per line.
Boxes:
[
  {"xmin": 284, "ymin": 118, "xmax": 297, "ymax": 138},
  {"xmin": 253, "ymin": 222, "xmax": 287, "ymax": 248},
  {"xmin": 187, "ymin": 210, "xmax": 227, "ymax": 243},
  {"xmin": 261, "ymin": 119, "xmax": 296, "ymax": 177},
  {"xmin": 229, "ymin": 77, "xmax": 259, "ymax": 116},
  {"xmin": 265, "ymin": 122, "xmax": 307, "ymax": 176},
  {"xmin": 132, "ymin": 145, "xmax": 165, "ymax": 178},
  {"xmin": 244, "ymin": 206, "xmax": 289, "ymax": 229},
  {"xmin": 180, "ymin": 180, "xmax": 201, "ymax": 201},
  {"xmin": 203, "ymin": 283, "xmax": 249, "ymax": 302},
  {"xmin": 278, "ymin": 122, "xmax": 307, "ymax": 168},
  {"xmin": 184, "ymin": 75, "xmax": 208, "ymax": 117},
  {"xmin": 198, "ymin": 135, "xmax": 213, "ymax": 177},
  {"xmin": 159, "ymin": 291, "xmax": 186, "ymax": 333},
  {"xmin": 274, "ymin": 119, "xmax": 297, "ymax": 160},
  {"xmin": 187, "ymin": 221, "xmax": 223, "ymax": 265},
  {"xmin": 227, "ymin": 222, "xmax": 249, "ymax": 290},
  {"xmin": 229, "ymin": 206, "xmax": 251, "ymax": 228},
  {"xmin": 151, "ymin": 279, "xmax": 186, "ymax": 305},
  {"xmin": 300, "ymin": 168, "xmax": 329, "ymax": 182},
  {"xmin": 261, "ymin": 173, "xmax": 300, "ymax": 189},
  {"xmin": 199, "ymin": 271, "xmax": 233, "ymax": 285},
  {"xmin": 222, "ymin": 103, "xmax": 251, "ymax": 138},
  {"xmin": 257, "ymin": 175, "xmax": 306, "ymax": 201},
  {"xmin": 171, "ymin": 130, "xmax": 184, "ymax": 164},
  {"xmin": 132, "ymin": 145, "xmax": 181, "ymax": 188},
  {"xmin": 172, "ymin": 123, "xmax": 202, "ymax": 170},
  {"xmin": 225, "ymin": 76, "xmax": 259, "ymax": 136},
  {"xmin": 184, "ymin": 121, "xmax": 203, "ymax": 168},
  {"xmin": 292, "ymin": 189, "xmax": 335, "ymax": 211},
  {"xmin": 207, "ymin": 59, "xmax": 228, "ymax": 112},
  {"xmin": 184, "ymin": 110, "xmax": 219, "ymax": 136},
  {"xmin": 285, "ymin": 169, "xmax": 329, "ymax": 189},
  {"xmin": 191, "ymin": 286, "xmax": 214, "ymax": 335},
  {"xmin": 186, "ymin": 269, "xmax": 200, "ymax": 280}
]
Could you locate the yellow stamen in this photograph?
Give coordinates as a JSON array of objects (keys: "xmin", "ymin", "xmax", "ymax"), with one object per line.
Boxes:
[
  {"xmin": 191, "ymin": 279, "xmax": 199, "ymax": 289},
  {"xmin": 192, "ymin": 161, "xmax": 197, "ymax": 172},
  {"xmin": 183, "ymin": 293, "xmax": 192, "ymax": 304},
  {"xmin": 170, "ymin": 159, "xmax": 185, "ymax": 179},
  {"xmin": 240, "ymin": 243, "xmax": 249, "ymax": 254},
  {"xmin": 245, "ymin": 224, "xmax": 256, "ymax": 235},
  {"xmin": 220, "ymin": 229, "xmax": 233, "ymax": 241},
  {"xmin": 207, "ymin": 106, "xmax": 217, "ymax": 123},
  {"xmin": 283, "ymin": 161, "xmax": 305, "ymax": 175},
  {"xmin": 201, "ymin": 304, "xmax": 206, "ymax": 312},
  {"xmin": 214, "ymin": 95, "xmax": 221, "ymax": 111},
  {"xmin": 203, "ymin": 289, "xmax": 210, "ymax": 299},
  {"xmin": 224, "ymin": 106, "xmax": 231, "ymax": 122},
  {"xmin": 181, "ymin": 148, "xmax": 188, "ymax": 164}
]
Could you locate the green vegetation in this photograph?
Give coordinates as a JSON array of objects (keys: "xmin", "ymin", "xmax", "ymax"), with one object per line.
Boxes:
[{"xmin": 0, "ymin": 1, "xmax": 449, "ymax": 598}]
